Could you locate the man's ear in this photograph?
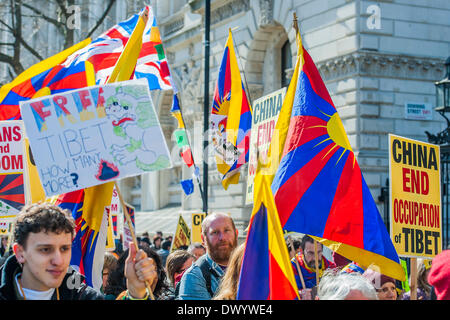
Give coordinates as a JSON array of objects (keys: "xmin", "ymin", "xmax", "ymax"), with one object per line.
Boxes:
[{"xmin": 13, "ymin": 243, "xmax": 25, "ymax": 264}]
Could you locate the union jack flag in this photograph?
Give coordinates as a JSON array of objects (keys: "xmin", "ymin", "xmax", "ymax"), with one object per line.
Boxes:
[{"xmin": 64, "ymin": 5, "xmax": 172, "ymax": 89}]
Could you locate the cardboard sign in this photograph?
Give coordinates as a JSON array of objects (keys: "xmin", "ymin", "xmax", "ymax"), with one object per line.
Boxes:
[
  {"xmin": 105, "ymin": 207, "xmax": 115, "ymax": 251},
  {"xmin": 0, "ymin": 121, "xmax": 26, "ymax": 218},
  {"xmin": 389, "ymin": 134, "xmax": 441, "ymax": 258},
  {"xmin": 123, "ymin": 203, "xmax": 135, "ymax": 250},
  {"xmin": 246, "ymin": 88, "xmax": 286, "ymax": 204},
  {"xmin": 0, "ymin": 220, "xmax": 12, "ymax": 235},
  {"xmin": 191, "ymin": 212, "xmax": 206, "ymax": 243},
  {"xmin": 110, "ymin": 185, "xmax": 121, "ymax": 239},
  {"xmin": 171, "ymin": 214, "xmax": 191, "ymax": 252},
  {"xmin": 20, "ymin": 80, "xmax": 172, "ymax": 197}
]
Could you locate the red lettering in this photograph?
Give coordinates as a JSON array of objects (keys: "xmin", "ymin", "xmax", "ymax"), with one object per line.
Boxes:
[
  {"xmin": 411, "ymin": 169, "xmax": 420, "ymax": 193},
  {"xmin": 421, "ymin": 171, "xmax": 429, "ymax": 195},
  {"xmin": 394, "ymin": 199, "xmax": 399, "ymax": 222},
  {"xmin": 97, "ymin": 87, "xmax": 106, "ymax": 107},
  {"xmin": 53, "ymin": 95, "xmax": 70, "ymax": 115},
  {"xmin": 12, "ymin": 126, "xmax": 21, "ymax": 141},
  {"xmin": 78, "ymin": 90, "xmax": 92, "ymax": 110},
  {"xmin": 403, "ymin": 168, "xmax": 411, "ymax": 192},
  {"xmin": 402, "ymin": 168, "xmax": 430, "ymax": 195},
  {"xmin": 30, "ymin": 100, "xmax": 52, "ymax": 121}
]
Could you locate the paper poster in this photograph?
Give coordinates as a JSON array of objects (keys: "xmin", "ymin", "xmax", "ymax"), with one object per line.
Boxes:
[
  {"xmin": 123, "ymin": 203, "xmax": 135, "ymax": 250},
  {"xmin": 20, "ymin": 79, "xmax": 172, "ymax": 197},
  {"xmin": 191, "ymin": 212, "xmax": 206, "ymax": 243},
  {"xmin": 246, "ymin": 88, "xmax": 286, "ymax": 204},
  {"xmin": 0, "ymin": 220, "xmax": 13, "ymax": 235},
  {"xmin": 110, "ymin": 185, "xmax": 121, "ymax": 239},
  {"xmin": 0, "ymin": 120, "xmax": 26, "ymax": 219},
  {"xmin": 389, "ymin": 134, "xmax": 441, "ymax": 258}
]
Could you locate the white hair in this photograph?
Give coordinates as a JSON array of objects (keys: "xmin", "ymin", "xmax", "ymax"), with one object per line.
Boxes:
[{"xmin": 317, "ymin": 270, "xmax": 378, "ymax": 300}]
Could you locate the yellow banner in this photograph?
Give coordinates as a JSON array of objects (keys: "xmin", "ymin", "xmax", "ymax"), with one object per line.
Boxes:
[
  {"xmin": 171, "ymin": 214, "xmax": 191, "ymax": 252},
  {"xmin": 191, "ymin": 213, "xmax": 206, "ymax": 243},
  {"xmin": 389, "ymin": 134, "xmax": 441, "ymax": 258}
]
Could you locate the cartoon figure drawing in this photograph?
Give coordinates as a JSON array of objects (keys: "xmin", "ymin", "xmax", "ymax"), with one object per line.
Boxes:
[{"xmin": 105, "ymin": 86, "xmax": 171, "ymax": 171}]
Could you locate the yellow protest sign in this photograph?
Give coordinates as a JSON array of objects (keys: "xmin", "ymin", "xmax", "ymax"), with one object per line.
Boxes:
[
  {"xmin": 191, "ymin": 213, "xmax": 206, "ymax": 243},
  {"xmin": 389, "ymin": 134, "xmax": 441, "ymax": 258},
  {"xmin": 171, "ymin": 214, "xmax": 191, "ymax": 252}
]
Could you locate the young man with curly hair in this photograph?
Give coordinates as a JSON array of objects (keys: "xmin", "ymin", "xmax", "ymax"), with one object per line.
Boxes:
[{"xmin": 0, "ymin": 203, "xmax": 157, "ymax": 300}]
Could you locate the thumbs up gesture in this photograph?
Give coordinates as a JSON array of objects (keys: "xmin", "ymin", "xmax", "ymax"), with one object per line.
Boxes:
[{"xmin": 124, "ymin": 242, "xmax": 157, "ymax": 299}]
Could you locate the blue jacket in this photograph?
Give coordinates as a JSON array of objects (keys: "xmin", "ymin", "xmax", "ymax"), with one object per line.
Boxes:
[{"xmin": 176, "ymin": 253, "xmax": 225, "ymax": 300}]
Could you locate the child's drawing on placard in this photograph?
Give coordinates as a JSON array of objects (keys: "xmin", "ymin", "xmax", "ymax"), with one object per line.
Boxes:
[{"xmin": 105, "ymin": 85, "xmax": 171, "ymax": 171}]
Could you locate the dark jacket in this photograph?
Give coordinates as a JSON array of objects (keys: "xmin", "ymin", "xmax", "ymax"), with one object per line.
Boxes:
[{"xmin": 0, "ymin": 255, "xmax": 104, "ymax": 300}]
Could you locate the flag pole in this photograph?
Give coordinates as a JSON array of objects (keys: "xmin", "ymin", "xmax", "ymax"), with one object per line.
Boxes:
[
  {"xmin": 203, "ymin": 0, "xmax": 210, "ymax": 215},
  {"xmin": 175, "ymin": 92, "xmax": 207, "ymax": 211},
  {"xmin": 314, "ymin": 240, "xmax": 320, "ymax": 287},
  {"xmin": 410, "ymin": 258, "xmax": 417, "ymax": 300},
  {"xmin": 288, "ymin": 237, "xmax": 306, "ymax": 290},
  {"xmin": 114, "ymin": 181, "xmax": 156, "ymax": 300}
]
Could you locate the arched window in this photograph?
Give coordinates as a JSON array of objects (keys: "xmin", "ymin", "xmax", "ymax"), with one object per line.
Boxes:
[{"xmin": 281, "ymin": 40, "xmax": 292, "ymax": 88}]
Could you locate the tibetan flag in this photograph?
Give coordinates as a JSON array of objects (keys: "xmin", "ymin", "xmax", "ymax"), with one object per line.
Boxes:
[
  {"xmin": 0, "ymin": 39, "xmax": 93, "ymax": 120},
  {"xmin": 64, "ymin": 5, "xmax": 172, "ymax": 90},
  {"xmin": 56, "ymin": 182, "xmax": 114, "ymax": 290},
  {"xmin": 180, "ymin": 179, "xmax": 194, "ymax": 196},
  {"xmin": 171, "ymin": 93, "xmax": 194, "ymax": 167},
  {"xmin": 270, "ymin": 30, "xmax": 405, "ymax": 281},
  {"xmin": 210, "ymin": 29, "xmax": 252, "ymax": 190},
  {"xmin": 237, "ymin": 172, "xmax": 299, "ymax": 300},
  {"xmin": 111, "ymin": 213, "xmax": 119, "ymax": 239}
]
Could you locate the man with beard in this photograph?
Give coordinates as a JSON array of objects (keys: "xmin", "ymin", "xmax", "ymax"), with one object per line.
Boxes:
[
  {"xmin": 176, "ymin": 212, "xmax": 238, "ymax": 300},
  {"xmin": 291, "ymin": 235, "xmax": 336, "ymax": 297}
]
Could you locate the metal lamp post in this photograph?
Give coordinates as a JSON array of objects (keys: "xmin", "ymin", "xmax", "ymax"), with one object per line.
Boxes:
[{"xmin": 426, "ymin": 57, "xmax": 450, "ymax": 144}]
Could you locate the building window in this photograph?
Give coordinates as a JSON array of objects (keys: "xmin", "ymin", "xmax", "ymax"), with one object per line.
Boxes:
[{"xmin": 281, "ymin": 40, "xmax": 292, "ymax": 88}]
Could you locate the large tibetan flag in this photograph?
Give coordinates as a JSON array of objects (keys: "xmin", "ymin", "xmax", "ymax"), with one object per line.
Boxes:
[
  {"xmin": 237, "ymin": 171, "xmax": 299, "ymax": 300},
  {"xmin": 270, "ymin": 30, "xmax": 405, "ymax": 281},
  {"xmin": 64, "ymin": 5, "xmax": 172, "ymax": 90},
  {"xmin": 56, "ymin": 182, "xmax": 114, "ymax": 290},
  {"xmin": 210, "ymin": 29, "xmax": 252, "ymax": 190},
  {"xmin": 171, "ymin": 93, "xmax": 194, "ymax": 167},
  {"xmin": 0, "ymin": 39, "xmax": 93, "ymax": 120}
]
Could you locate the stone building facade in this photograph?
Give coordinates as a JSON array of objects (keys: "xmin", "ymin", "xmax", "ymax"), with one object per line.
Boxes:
[
  {"xmin": 1, "ymin": 0, "xmax": 449, "ymax": 237},
  {"xmin": 128, "ymin": 0, "xmax": 449, "ymax": 236}
]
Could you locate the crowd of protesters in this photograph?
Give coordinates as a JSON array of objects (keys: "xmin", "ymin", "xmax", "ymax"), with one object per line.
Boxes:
[{"xmin": 1, "ymin": 203, "xmax": 449, "ymax": 300}]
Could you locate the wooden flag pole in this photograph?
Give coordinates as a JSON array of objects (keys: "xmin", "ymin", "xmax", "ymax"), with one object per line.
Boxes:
[
  {"xmin": 314, "ymin": 240, "xmax": 320, "ymax": 286},
  {"xmin": 114, "ymin": 181, "xmax": 155, "ymax": 300},
  {"xmin": 410, "ymin": 258, "xmax": 417, "ymax": 300},
  {"xmin": 288, "ymin": 238, "xmax": 306, "ymax": 290}
]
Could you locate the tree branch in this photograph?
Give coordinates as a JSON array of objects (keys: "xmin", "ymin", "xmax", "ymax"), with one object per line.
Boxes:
[
  {"xmin": 0, "ymin": 18, "xmax": 14, "ymax": 32},
  {"xmin": 19, "ymin": 36, "xmax": 44, "ymax": 61},
  {"xmin": 86, "ymin": 0, "xmax": 116, "ymax": 38},
  {"xmin": 0, "ymin": 51, "xmax": 24, "ymax": 75},
  {"xmin": 21, "ymin": 1, "xmax": 65, "ymax": 32}
]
